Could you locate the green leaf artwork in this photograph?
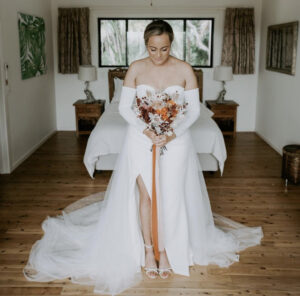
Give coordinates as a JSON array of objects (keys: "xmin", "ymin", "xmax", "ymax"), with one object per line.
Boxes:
[{"xmin": 18, "ymin": 12, "xmax": 46, "ymax": 79}]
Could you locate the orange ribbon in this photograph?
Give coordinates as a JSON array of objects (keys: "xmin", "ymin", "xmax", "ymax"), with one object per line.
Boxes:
[{"xmin": 151, "ymin": 144, "xmax": 160, "ymax": 261}]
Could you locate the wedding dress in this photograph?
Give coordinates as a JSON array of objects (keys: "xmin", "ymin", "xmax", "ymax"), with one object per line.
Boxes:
[{"xmin": 23, "ymin": 84, "xmax": 263, "ymax": 296}]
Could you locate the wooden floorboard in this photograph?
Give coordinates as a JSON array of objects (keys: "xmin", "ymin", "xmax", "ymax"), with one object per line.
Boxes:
[{"xmin": 0, "ymin": 131, "xmax": 299, "ymax": 296}]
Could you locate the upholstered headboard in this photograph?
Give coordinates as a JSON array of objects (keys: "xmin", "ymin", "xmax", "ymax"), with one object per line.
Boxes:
[{"xmin": 108, "ymin": 67, "xmax": 203, "ymax": 103}]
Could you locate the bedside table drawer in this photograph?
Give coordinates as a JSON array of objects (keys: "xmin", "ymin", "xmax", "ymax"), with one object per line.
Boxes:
[
  {"xmin": 212, "ymin": 109, "xmax": 235, "ymax": 116},
  {"xmin": 76, "ymin": 105, "xmax": 100, "ymax": 113},
  {"xmin": 77, "ymin": 113, "xmax": 101, "ymax": 119}
]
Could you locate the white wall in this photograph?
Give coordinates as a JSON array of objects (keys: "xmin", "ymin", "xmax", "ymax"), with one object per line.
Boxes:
[
  {"xmin": 52, "ymin": 0, "xmax": 262, "ymax": 132},
  {"xmin": 256, "ymin": 0, "xmax": 300, "ymax": 154},
  {"xmin": 0, "ymin": 20, "xmax": 11, "ymax": 173},
  {"xmin": 0, "ymin": 0, "xmax": 56, "ymax": 173}
]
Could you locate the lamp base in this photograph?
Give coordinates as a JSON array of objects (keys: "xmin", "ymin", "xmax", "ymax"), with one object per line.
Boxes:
[
  {"xmin": 83, "ymin": 98, "xmax": 96, "ymax": 104},
  {"xmin": 214, "ymin": 91, "xmax": 227, "ymax": 104},
  {"xmin": 83, "ymin": 84, "xmax": 96, "ymax": 104},
  {"xmin": 214, "ymin": 81, "xmax": 227, "ymax": 104}
]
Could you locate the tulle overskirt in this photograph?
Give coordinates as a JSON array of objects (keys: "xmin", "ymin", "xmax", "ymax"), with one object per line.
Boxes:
[{"xmin": 23, "ymin": 125, "xmax": 263, "ymax": 295}]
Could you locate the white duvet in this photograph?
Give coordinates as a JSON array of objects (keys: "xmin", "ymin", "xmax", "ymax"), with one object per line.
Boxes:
[{"xmin": 83, "ymin": 102, "xmax": 227, "ymax": 178}]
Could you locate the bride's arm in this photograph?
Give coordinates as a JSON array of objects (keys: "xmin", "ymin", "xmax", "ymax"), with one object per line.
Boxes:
[
  {"xmin": 118, "ymin": 62, "xmax": 148, "ymax": 133},
  {"xmin": 118, "ymin": 86, "xmax": 148, "ymax": 133},
  {"xmin": 173, "ymin": 64, "xmax": 200, "ymax": 137},
  {"xmin": 172, "ymin": 89, "xmax": 200, "ymax": 137}
]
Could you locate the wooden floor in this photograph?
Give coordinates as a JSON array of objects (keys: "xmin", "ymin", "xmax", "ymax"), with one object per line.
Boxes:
[{"xmin": 0, "ymin": 131, "xmax": 299, "ymax": 296}]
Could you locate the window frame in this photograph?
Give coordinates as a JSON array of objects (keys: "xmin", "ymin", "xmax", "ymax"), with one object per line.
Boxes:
[{"xmin": 98, "ymin": 17, "xmax": 214, "ymax": 68}]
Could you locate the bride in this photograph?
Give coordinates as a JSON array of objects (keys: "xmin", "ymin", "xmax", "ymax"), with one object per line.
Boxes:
[{"xmin": 23, "ymin": 20, "xmax": 263, "ymax": 295}]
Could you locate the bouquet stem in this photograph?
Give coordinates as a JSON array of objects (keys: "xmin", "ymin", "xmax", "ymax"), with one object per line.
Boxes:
[{"xmin": 150, "ymin": 144, "xmax": 168, "ymax": 155}]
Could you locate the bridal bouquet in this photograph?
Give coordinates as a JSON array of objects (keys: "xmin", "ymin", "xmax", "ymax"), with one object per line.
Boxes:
[{"xmin": 133, "ymin": 90, "xmax": 188, "ymax": 155}]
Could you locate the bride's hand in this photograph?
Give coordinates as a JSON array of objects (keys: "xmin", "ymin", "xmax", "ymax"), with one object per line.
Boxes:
[
  {"xmin": 143, "ymin": 129, "xmax": 176, "ymax": 146},
  {"xmin": 153, "ymin": 134, "xmax": 176, "ymax": 147},
  {"xmin": 143, "ymin": 128, "xmax": 157, "ymax": 142}
]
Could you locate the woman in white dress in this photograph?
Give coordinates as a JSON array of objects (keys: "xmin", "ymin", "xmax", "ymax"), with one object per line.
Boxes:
[
  {"xmin": 23, "ymin": 20, "xmax": 263, "ymax": 296},
  {"xmin": 121, "ymin": 20, "xmax": 202, "ymax": 280}
]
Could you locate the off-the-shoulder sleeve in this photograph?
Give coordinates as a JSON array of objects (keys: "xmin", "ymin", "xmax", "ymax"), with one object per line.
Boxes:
[
  {"xmin": 173, "ymin": 88, "xmax": 200, "ymax": 137},
  {"xmin": 118, "ymin": 86, "xmax": 148, "ymax": 133}
]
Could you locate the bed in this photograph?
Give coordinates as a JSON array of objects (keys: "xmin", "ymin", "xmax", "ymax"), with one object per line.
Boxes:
[{"xmin": 83, "ymin": 68, "xmax": 227, "ymax": 179}]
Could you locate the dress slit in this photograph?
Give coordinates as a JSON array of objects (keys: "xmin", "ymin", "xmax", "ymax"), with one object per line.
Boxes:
[
  {"xmin": 136, "ymin": 173, "xmax": 151, "ymax": 202},
  {"xmin": 135, "ymin": 161, "xmax": 165, "ymax": 253}
]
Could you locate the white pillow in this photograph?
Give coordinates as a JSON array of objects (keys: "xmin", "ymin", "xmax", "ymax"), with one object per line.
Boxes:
[
  {"xmin": 111, "ymin": 77, "xmax": 123, "ymax": 103},
  {"xmin": 200, "ymin": 102, "xmax": 214, "ymax": 117}
]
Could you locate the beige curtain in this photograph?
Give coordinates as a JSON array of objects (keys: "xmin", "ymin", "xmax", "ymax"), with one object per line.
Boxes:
[
  {"xmin": 58, "ymin": 7, "xmax": 91, "ymax": 74},
  {"xmin": 221, "ymin": 8, "xmax": 255, "ymax": 74}
]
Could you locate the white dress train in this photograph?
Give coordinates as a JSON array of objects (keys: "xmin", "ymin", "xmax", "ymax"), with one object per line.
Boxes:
[{"xmin": 23, "ymin": 85, "xmax": 263, "ymax": 295}]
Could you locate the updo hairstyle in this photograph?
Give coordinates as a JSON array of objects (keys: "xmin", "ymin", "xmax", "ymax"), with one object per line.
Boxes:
[{"xmin": 144, "ymin": 19, "xmax": 174, "ymax": 45}]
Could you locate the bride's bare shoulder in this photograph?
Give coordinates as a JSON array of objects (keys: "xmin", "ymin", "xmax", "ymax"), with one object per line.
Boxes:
[
  {"xmin": 124, "ymin": 58, "xmax": 148, "ymax": 86},
  {"xmin": 170, "ymin": 57, "xmax": 197, "ymax": 88},
  {"xmin": 128, "ymin": 58, "xmax": 148, "ymax": 72},
  {"xmin": 170, "ymin": 56, "xmax": 193, "ymax": 72},
  {"xmin": 126, "ymin": 59, "xmax": 148, "ymax": 76}
]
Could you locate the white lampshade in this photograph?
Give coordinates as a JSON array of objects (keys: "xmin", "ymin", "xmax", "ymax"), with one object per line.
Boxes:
[
  {"xmin": 213, "ymin": 66, "xmax": 233, "ymax": 81},
  {"xmin": 78, "ymin": 65, "xmax": 97, "ymax": 81}
]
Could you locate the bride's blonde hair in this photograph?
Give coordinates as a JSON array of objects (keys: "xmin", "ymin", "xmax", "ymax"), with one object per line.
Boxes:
[{"xmin": 144, "ymin": 20, "xmax": 174, "ymax": 45}]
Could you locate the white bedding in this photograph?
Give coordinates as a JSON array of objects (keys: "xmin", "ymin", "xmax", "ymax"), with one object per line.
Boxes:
[{"xmin": 83, "ymin": 102, "xmax": 227, "ymax": 178}]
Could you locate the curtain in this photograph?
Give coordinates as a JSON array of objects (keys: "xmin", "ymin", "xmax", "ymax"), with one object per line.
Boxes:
[
  {"xmin": 221, "ymin": 8, "xmax": 255, "ymax": 74},
  {"xmin": 58, "ymin": 7, "xmax": 91, "ymax": 74}
]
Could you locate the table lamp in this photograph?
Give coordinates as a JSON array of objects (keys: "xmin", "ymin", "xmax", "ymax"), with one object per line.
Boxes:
[
  {"xmin": 213, "ymin": 66, "xmax": 233, "ymax": 104},
  {"xmin": 78, "ymin": 65, "xmax": 97, "ymax": 103}
]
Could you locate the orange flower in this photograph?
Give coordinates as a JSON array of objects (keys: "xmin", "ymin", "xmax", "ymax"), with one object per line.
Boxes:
[
  {"xmin": 171, "ymin": 109, "xmax": 178, "ymax": 117},
  {"xmin": 156, "ymin": 107, "xmax": 169, "ymax": 121}
]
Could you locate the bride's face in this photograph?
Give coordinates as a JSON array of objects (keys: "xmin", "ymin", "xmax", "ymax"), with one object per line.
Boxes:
[{"xmin": 146, "ymin": 33, "xmax": 171, "ymax": 65}]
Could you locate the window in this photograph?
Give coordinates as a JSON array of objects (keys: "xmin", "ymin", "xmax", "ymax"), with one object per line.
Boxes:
[{"xmin": 98, "ymin": 18, "xmax": 214, "ymax": 67}]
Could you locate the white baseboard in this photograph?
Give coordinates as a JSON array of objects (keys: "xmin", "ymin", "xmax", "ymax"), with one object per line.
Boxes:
[
  {"xmin": 255, "ymin": 131, "xmax": 282, "ymax": 156},
  {"xmin": 11, "ymin": 129, "xmax": 57, "ymax": 173}
]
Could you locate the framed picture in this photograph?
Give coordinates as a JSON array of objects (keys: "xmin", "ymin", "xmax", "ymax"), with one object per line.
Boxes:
[
  {"xmin": 266, "ymin": 21, "xmax": 298, "ymax": 75},
  {"xmin": 98, "ymin": 18, "xmax": 214, "ymax": 68},
  {"xmin": 18, "ymin": 12, "xmax": 47, "ymax": 79}
]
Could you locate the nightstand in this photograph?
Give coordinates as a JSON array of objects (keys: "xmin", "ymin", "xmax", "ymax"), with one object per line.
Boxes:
[
  {"xmin": 205, "ymin": 100, "xmax": 239, "ymax": 138},
  {"xmin": 73, "ymin": 99, "xmax": 106, "ymax": 137}
]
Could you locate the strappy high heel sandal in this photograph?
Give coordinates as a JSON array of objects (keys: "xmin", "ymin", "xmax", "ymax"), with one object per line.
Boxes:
[
  {"xmin": 158, "ymin": 267, "xmax": 172, "ymax": 279},
  {"xmin": 144, "ymin": 244, "xmax": 158, "ymax": 279}
]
